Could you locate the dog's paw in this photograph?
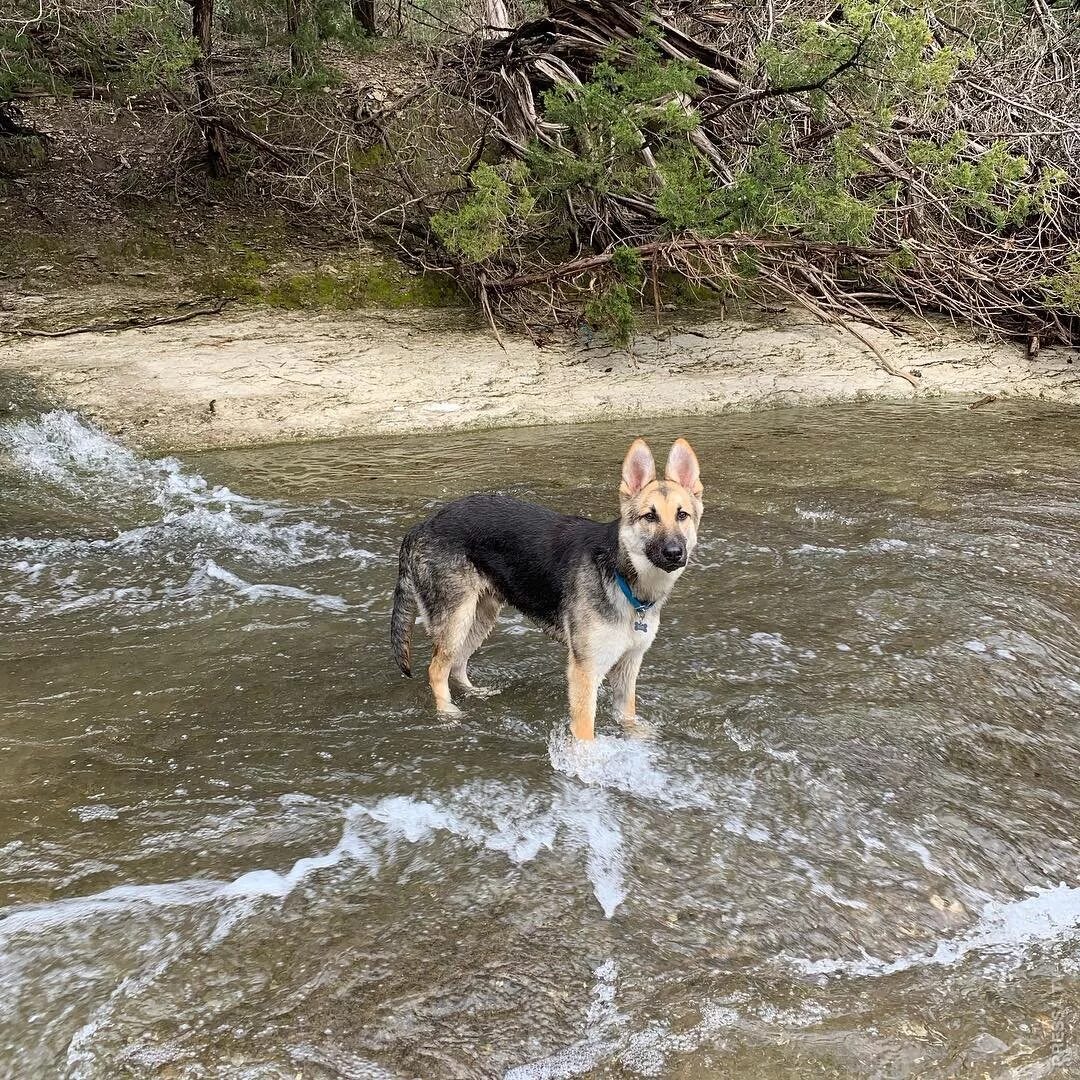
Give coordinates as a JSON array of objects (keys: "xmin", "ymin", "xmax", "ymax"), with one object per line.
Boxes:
[
  {"xmin": 620, "ymin": 715, "xmax": 657, "ymax": 741},
  {"xmin": 462, "ymin": 684, "xmax": 498, "ymax": 698},
  {"xmin": 437, "ymin": 702, "xmax": 463, "ymax": 720}
]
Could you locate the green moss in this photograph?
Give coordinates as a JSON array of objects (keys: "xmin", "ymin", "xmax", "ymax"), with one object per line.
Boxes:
[
  {"xmin": 187, "ymin": 254, "xmax": 463, "ymax": 309},
  {"xmin": 349, "ymin": 144, "xmax": 388, "ymax": 171},
  {"xmin": 352, "ymin": 263, "xmax": 463, "ymax": 307},
  {"xmin": 2, "ymin": 207, "xmax": 460, "ymax": 311},
  {"xmin": 2, "ymin": 231, "xmax": 76, "ymax": 264},
  {"xmin": 259, "ymin": 261, "xmax": 462, "ymax": 309},
  {"xmin": 96, "ymin": 232, "xmax": 177, "ymax": 265},
  {"xmin": 261, "ymin": 270, "xmax": 343, "ymax": 307}
]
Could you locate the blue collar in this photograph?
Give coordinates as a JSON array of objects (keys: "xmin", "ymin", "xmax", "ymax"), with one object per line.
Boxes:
[{"xmin": 614, "ymin": 571, "xmax": 654, "ymax": 613}]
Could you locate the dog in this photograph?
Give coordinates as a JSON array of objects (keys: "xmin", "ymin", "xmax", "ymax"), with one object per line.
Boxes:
[{"xmin": 390, "ymin": 438, "xmax": 703, "ymax": 740}]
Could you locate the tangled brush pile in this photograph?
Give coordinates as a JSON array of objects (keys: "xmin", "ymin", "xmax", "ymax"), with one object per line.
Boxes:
[{"xmin": 434, "ymin": 0, "xmax": 1080, "ymax": 351}]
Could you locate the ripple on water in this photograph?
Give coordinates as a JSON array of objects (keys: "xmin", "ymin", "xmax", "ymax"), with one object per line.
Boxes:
[{"xmin": 0, "ymin": 412, "xmax": 375, "ymax": 624}]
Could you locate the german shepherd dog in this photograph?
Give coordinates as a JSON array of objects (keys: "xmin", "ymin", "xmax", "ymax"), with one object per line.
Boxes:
[{"xmin": 390, "ymin": 438, "xmax": 703, "ymax": 740}]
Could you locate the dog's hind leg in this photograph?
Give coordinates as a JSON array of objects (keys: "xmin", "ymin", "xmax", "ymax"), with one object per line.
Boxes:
[
  {"xmin": 428, "ymin": 591, "xmax": 479, "ymax": 718},
  {"xmin": 452, "ymin": 591, "xmax": 501, "ymax": 696}
]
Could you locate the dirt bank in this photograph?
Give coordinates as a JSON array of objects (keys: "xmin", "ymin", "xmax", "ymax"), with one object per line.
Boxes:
[{"xmin": 1, "ymin": 304, "xmax": 1077, "ymax": 451}]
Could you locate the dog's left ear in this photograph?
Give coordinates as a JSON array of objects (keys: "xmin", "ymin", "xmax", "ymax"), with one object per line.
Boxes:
[{"xmin": 665, "ymin": 438, "xmax": 703, "ymax": 497}]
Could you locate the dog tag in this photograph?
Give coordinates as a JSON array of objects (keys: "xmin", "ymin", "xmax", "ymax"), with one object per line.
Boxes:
[{"xmin": 634, "ymin": 618, "xmax": 649, "ymax": 633}]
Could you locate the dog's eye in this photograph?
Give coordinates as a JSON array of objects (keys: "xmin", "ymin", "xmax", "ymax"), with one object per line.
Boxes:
[
  {"xmin": 642, "ymin": 509, "xmax": 659, "ymax": 523},
  {"xmin": 676, "ymin": 509, "xmax": 690, "ymax": 522}
]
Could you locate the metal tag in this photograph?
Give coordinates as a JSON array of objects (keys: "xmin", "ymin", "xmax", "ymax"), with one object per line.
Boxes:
[{"xmin": 634, "ymin": 619, "xmax": 649, "ymax": 633}]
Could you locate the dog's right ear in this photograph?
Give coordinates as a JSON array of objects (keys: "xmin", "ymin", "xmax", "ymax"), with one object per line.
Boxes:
[{"xmin": 620, "ymin": 438, "xmax": 656, "ymax": 500}]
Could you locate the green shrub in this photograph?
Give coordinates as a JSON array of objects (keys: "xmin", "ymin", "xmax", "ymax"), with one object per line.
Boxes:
[
  {"xmin": 908, "ymin": 133, "xmax": 1064, "ymax": 229},
  {"xmin": 760, "ymin": 0, "xmax": 958, "ymax": 119},
  {"xmin": 431, "ymin": 161, "xmax": 537, "ymax": 263},
  {"xmin": 585, "ymin": 282, "xmax": 639, "ymax": 348},
  {"xmin": 655, "ymin": 147, "xmax": 724, "ymax": 233},
  {"xmin": 1041, "ymin": 249, "xmax": 1080, "ymax": 315},
  {"xmin": 101, "ymin": 3, "xmax": 200, "ymax": 93},
  {"xmin": 717, "ymin": 123, "xmax": 881, "ymax": 243},
  {"xmin": 526, "ymin": 33, "xmax": 704, "ymax": 204}
]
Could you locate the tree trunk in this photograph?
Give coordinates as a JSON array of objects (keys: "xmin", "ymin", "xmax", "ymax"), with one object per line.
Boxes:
[
  {"xmin": 480, "ymin": 0, "xmax": 509, "ymax": 38},
  {"xmin": 351, "ymin": 0, "xmax": 376, "ymax": 35},
  {"xmin": 191, "ymin": 0, "xmax": 227, "ymax": 175},
  {"xmin": 285, "ymin": 0, "xmax": 306, "ymax": 75}
]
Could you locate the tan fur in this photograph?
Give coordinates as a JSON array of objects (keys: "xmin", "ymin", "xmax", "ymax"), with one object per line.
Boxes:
[
  {"xmin": 619, "ymin": 478, "xmax": 702, "ymax": 548},
  {"xmin": 452, "ymin": 590, "xmax": 501, "ymax": 691},
  {"xmin": 568, "ymin": 653, "xmax": 599, "ymax": 740}
]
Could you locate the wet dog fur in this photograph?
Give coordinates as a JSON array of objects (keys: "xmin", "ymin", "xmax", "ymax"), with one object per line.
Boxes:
[{"xmin": 390, "ymin": 438, "xmax": 703, "ymax": 739}]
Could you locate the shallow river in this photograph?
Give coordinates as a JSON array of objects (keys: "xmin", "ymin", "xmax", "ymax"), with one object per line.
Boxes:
[{"xmin": 1, "ymin": 402, "xmax": 1078, "ymax": 1079}]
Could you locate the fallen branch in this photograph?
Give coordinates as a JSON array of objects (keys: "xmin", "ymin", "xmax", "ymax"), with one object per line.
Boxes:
[
  {"xmin": 489, "ymin": 236, "xmax": 897, "ymax": 290},
  {"xmin": 0, "ymin": 299, "xmax": 233, "ymax": 339}
]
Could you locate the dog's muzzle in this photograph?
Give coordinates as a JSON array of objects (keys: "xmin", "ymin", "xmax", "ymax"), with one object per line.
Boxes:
[{"xmin": 654, "ymin": 541, "xmax": 687, "ymax": 572}]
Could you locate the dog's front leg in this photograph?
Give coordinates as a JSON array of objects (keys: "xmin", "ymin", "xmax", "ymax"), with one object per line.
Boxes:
[
  {"xmin": 609, "ymin": 649, "xmax": 644, "ymax": 726},
  {"xmin": 567, "ymin": 652, "xmax": 599, "ymax": 741}
]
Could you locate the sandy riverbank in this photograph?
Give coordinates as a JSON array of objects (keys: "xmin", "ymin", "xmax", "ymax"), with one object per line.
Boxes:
[{"xmin": 1, "ymin": 305, "xmax": 1076, "ymax": 451}]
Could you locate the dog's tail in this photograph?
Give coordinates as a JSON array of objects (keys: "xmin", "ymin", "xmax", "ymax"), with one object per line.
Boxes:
[{"xmin": 390, "ymin": 536, "xmax": 417, "ymax": 678}]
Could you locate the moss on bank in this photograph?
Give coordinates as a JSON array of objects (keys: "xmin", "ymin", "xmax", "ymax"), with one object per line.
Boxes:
[
  {"xmin": 191, "ymin": 254, "xmax": 463, "ymax": 309},
  {"xmin": 1, "ymin": 211, "xmax": 466, "ymax": 320}
]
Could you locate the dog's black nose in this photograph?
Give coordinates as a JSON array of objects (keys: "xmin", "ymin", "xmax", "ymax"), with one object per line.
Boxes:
[{"xmin": 661, "ymin": 542, "xmax": 686, "ymax": 566}]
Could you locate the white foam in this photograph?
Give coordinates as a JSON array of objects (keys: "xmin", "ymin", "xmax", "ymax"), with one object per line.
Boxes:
[
  {"xmin": 791, "ymin": 857, "xmax": 868, "ymax": 911},
  {"xmin": 506, "ymin": 978, "xmax": 830, "ymax": 1079},
  {"xmin": 365, "ymin": 783, "xmax": 626, "ymax": 918},
  {"xmin": 795, "ymin": 506, "xmax": 857, "ymax": 525},
  {"xmin": 71, "ymin": 805, "xmax": 122, "ymax": 822},
  {"xmin": 790, "ymin": 544, "xmax": 849, "ymax": 556},
  {"xmin": 558, "ymin": 786, "xmax": 626, "ymax": 918},
  {"xmin": 867, "ymin": 538, "xmax": 909, "ymax": 552},
  {"xmin": 548, "ymin": 733, "xmax": 712, "ymax": 810},
  {"xmin": 0, "ymin": 810, "xmax": 377, "ymax": 941},
  {"xmin": 504, "ymin": 958, "xmax": 625, "ymax": 1080},
  {"xmin": 0, "ymin": 410, "xmax": 260, "ymax": 513},
  {"xmin": 202, "ymin": 559, "xmax": 348, "ymax": 613},
  {"xmin": 0, "ymin": 411, "xmax": 375, "ymax": 619},
  {"xmin": 1, "ymin": 505, "xmax": 373, "ymax": 575},
  {"xmin": 365, "ymin": 795, "xmax": 482, "ymax": 845},
  {"xmin": 789, "ymin": 883, "xmax": 1080, "ymax": 978},
  {"xmin": 2, "ymin": 409, "xmax": 145, "ymax": 488},
  {"xmin": 790, "ymin": 539, "xmax": 908, "ymax": 557},
  {"xmin": 748, "ymin": 631, "xmax": 791, "ymax": 652},
  {"xmin": 55, "ymin": 815, "xmax": 375, "ymax": 1077},
  {"xmin": 0, "ymin": 880, "xmax": 227, "ymax": 939},
  {"xmin": 224, "ymin": 823, "xmax": 377, "ymax": 898}
]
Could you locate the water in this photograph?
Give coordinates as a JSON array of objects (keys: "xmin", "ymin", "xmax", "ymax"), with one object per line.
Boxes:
[{"xmin": 1, "ymin": 402, "xmax": 1078, "ymax": 1079}]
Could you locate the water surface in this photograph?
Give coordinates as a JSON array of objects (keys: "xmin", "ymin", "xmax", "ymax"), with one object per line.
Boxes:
[{"xmin": 1, "ymin": 402, "xmax": 1078, "ymax": 1079}]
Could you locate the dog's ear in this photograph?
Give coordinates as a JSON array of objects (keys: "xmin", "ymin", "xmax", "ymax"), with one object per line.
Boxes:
[
  {"xmin": 665, "ymin": 438, "xmax": 703, "ymax": 497},
  {"xmin": 620, "ymin": 438, "xmax": 656, "ymax": 500}
]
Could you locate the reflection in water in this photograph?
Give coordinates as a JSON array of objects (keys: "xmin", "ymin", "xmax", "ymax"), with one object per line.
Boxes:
[{"xmin": 1, "ymin": 403, "xmax": 1078, "ymax": 1079}]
